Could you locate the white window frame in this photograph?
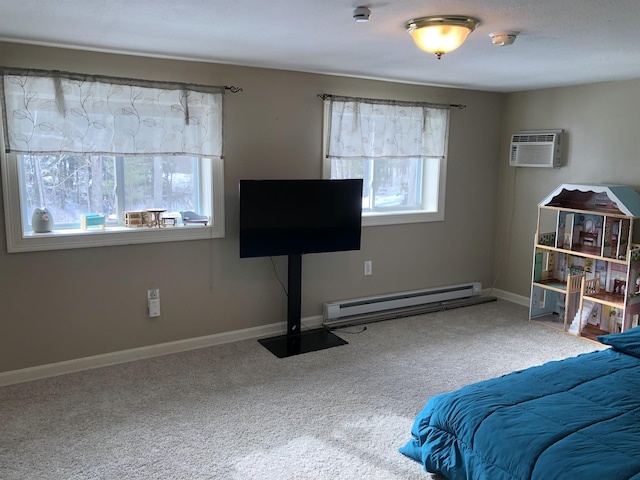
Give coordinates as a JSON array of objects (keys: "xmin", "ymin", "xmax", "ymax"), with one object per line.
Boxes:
[
  {"xmin": 322, "ymin": 100, "xmax": 448, "ymax": 227},
  {"xmin": 1, "ymin": 144, "xmax": 225, "ymax": 253}
]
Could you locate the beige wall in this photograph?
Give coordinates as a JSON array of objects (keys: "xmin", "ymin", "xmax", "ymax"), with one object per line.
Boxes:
[
  {"xmin": 495, "ymin": 79, "xmax": 640, "ymax": 299},
  {"xmin": 0, "ymin": 42, "xmax": 503, "ymax": 372}
]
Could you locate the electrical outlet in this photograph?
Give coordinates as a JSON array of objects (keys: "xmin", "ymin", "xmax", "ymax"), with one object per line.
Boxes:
[
  {"xmin": 364, "ymin": 260, "xmax": 372, "ymax": 276},
  {"xmin": 148, "ymin": 299, "xmax": 161, "ymax": 317},
  {"xmin": 148, "ymin": 289, "xmax": 160, "ymax": 317}
]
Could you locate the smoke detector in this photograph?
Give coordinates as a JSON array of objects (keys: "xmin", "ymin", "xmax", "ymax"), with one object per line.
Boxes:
[
  {"xmin": 353, "ymin": 6, "xmax": 371, "ymax": 23},
  {"xmin": 490, "ymin": 31, "xmax": 518, "ymax": 46}
]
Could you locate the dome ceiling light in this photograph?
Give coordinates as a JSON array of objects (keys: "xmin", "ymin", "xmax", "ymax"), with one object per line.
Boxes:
[{"xmin": 404, "ymin": 15, "xmax": 480, "ymax": 59}]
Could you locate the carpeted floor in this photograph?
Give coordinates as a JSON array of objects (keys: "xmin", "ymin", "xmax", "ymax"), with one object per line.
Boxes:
[{"xmin": 0, "ymin": 299, "xmax": 602, "ymax": 479}]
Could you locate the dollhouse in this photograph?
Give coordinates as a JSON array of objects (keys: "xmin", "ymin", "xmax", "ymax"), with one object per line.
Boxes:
[{"xmin": 530, "ymin": 184, "xmax": 640, "ymax": 340}]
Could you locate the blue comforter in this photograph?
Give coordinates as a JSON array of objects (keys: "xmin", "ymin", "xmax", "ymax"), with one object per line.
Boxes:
[{"xmin": 400, "ymin": 345, "xmax": 640, "ymax": 479}]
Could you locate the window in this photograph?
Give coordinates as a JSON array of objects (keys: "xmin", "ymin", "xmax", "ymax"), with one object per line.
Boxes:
[
  {"xmin": 0, "ymin": 68, "xmax": 225, "ymax": 252},
  {"xmin": 322, "ymin": 95, "xmax": 450, "ymax": 226}
]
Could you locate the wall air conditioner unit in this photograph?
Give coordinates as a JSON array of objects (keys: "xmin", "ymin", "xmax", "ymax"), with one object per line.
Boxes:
[{"xmin": 509, "ymin": 129, "xmax": 563, "ymax": 168}]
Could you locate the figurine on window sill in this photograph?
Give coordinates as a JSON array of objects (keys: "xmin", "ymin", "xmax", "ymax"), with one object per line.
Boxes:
[
  {"xmin": 32, "ymin": 207, "xmax": 53, "ymax": 233},
  {"xmin": 180, "ymin": 211, "xmax": 208, "ymax": 225}
]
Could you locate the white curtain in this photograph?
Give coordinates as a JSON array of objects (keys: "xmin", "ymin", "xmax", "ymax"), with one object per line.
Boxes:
[
  {"xmin": 325, "ymin": 96, "xmax": 449, "ymax": 160},
  {"xmin": 1, "ymin": 68, "xmax": 224, "ymax": 158}
]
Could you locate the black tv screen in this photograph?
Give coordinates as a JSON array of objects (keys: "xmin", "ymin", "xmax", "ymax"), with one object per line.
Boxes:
[{"xmin": 239, "ymin": 179, "xmax": 363, "ymax": 258}]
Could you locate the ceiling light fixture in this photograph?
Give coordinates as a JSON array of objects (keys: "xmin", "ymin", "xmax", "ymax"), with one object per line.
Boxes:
[
  {"xmin": 490, "ymin": 31, "xmax": 518, "ymax": 46},
  {"xmin": 404, "ymin": 15, "xmax": 480, "ymax": 59},
  {"xmin": 353, "ymin": 6, "xmax": 371, "ymax": 23}
]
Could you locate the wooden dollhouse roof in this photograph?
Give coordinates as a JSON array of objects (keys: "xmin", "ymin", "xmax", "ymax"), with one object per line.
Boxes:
[{"xmin": 539, "ymin": 184, "xmax": 640, "ymax": 217}]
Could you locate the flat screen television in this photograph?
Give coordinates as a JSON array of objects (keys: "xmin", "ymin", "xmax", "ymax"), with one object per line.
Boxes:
[{"xmin": 239, "ymin": 179, "xmax": 363, "ymax": 258}]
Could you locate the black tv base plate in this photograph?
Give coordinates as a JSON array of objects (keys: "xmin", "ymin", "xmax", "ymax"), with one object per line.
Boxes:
[{"xmin": 258, "ymin": 328, "xmax": 348, "ymax": 358}]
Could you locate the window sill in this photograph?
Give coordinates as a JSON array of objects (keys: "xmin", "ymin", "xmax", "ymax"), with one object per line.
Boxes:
[
  {"xmin": 7, "ymin": 223, "xmax": 223, "ymax": 253},
  {"xmin": 362, "ymin": 209, "xmax": 444, "ymax": 226}
]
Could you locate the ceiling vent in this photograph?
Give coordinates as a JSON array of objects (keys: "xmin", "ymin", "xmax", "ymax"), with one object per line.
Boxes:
[{"xmin": 509, "ymin": 130, "xmax": 563, "ymax": 168}]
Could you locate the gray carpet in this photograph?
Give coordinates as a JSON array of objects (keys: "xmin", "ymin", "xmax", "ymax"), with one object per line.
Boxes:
[{"xmin": 0, "ymin": 300, "xmax": 602, "ymax": 479}]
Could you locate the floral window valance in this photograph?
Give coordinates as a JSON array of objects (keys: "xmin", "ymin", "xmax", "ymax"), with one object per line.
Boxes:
[
  {"xmin": 324, "ymin": 95, "xmax": 450, "ymax": 160},
  {"xmin": 0, "ymin": 67, "xmax": 225, "ymax": 158}
]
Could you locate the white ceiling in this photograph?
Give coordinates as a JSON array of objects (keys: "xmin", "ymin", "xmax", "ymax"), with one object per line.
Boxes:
[{"xmin": 1, "ymin": 0, "xmax": 640, "ymax": 93}]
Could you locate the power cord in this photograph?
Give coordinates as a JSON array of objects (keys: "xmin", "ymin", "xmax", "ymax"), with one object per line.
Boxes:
[
  {"xmin": 335, "ymin": 325, "xmax": 367, "ymax": 334},
  {"xmin": 270, "ymin": 256, "xmax": 288, "ymax": 296},
  {"xmin": 269, "ymin": 256, "xmax": 310, "ymax": 332}
]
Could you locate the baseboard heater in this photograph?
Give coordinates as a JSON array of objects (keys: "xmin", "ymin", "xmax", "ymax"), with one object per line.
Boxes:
[{"xmin": 323, "ymin": 282, "xmax": 496, "ymax": 328}]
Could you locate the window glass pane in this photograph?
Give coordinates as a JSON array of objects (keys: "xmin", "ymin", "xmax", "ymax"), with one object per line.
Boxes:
[
  {"xmin": 330, "ymin": 157, "xmax": 423, "ymax": 211},
  {"xmin": 20, "ymin": 154, "xmax": 116, "ymax": 228},
  {"xmin": 121, "ymin": 156, "xmax": 198, "ymax": 213},
  {"xmin": 19, "ymin": 154, "xmax": 200, "ymax": 231},
  {"xmin": 371, "ymin": 158, "xmax": 422, "ymax": 209}
]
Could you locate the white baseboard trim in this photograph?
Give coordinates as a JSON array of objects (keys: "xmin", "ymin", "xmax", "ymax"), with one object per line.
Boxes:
[
  {"xmin": 0, "ymin": 315, "xmax": 325, "ymax": 387},
  {"xmin": 1, "ymin": 290, "xmax": 532, "ymax": 388},
  {"xmin": 490, "ymin": 288, "xmax": 529, "ymax": 307}
]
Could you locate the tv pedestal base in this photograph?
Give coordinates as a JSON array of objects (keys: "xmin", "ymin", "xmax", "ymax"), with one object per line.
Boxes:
[
  {"xmin": 258, "ymin": 328, "xmax": 348, "ymax": 358},
  {"xmin": 258, "ymin": 253, "xmax": 348, "ymax": 358}
]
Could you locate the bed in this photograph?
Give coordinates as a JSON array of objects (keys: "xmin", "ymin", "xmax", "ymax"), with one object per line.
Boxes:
[{"xmin": 400, "ymin": 327, "xmax": 640, "ymax": 479}]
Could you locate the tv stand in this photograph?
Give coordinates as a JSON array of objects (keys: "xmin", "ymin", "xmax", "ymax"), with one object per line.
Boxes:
[{"xmin": 258, "ymin": 253, "xmax": 348, "ymax": 358}]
